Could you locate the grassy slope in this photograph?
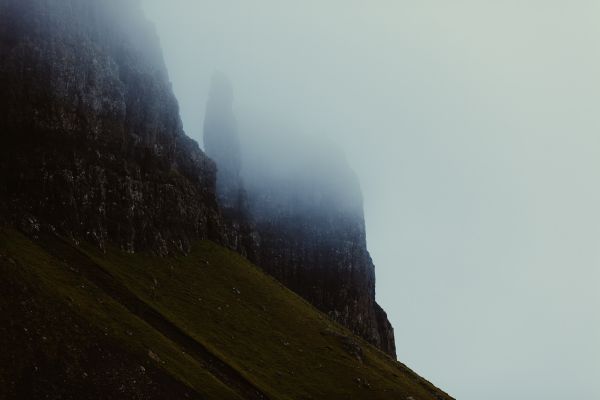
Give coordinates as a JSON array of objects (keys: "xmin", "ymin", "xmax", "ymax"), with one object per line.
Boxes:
[
  {"xmin": 0, "ymin": 229, "xmax": 452, "ymax": 400},
  {"xmin": 0, "ymin": 229, "xmax": 241, "ymax": 400}
]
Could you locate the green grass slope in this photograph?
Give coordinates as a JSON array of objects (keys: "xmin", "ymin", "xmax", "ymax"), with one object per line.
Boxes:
[{"xmin": 0, "ymin": 229, "xmax": 453, "ymax": 400}]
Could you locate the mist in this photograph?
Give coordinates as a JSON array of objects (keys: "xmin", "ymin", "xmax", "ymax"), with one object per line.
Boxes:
[{"xmin": 141, "ymin": 1, "xmax": 600, "ymax": 399}]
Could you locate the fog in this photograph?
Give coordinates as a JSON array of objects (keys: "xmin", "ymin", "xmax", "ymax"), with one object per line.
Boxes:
[{"xmin": 142, "ymin": 1, "xmax": 600, "ymax": 399}]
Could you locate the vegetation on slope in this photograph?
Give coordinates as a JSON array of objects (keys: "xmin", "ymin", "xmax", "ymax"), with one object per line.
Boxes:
[{"xmin": 0, "ymin": 229, "xmax": 452, "ymax": 400}]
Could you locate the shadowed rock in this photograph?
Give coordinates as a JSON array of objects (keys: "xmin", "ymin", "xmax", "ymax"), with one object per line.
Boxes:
[
  {"xmin": 0, "ymin": 0, "xmax": 249, "ymax": 256},
  {"xmin": 203, "ymin": 82, "xmax": 397, "ymax": 356}
]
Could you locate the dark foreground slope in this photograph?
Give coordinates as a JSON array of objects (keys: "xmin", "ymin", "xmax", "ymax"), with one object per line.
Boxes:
[
  {"xmin": 0, "ymin": 1, "xmax": 449, "ymax": 396},
  {"xmin": 244, "ymin": 140, "xmax": 396, "ymax": 356},
  {"xmin": 0, "ymin": 229, "xmax": 453, "ymax": 400}
]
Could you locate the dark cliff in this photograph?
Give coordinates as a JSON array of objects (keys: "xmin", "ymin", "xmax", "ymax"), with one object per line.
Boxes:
[
  {"xmin": 0, "ymin": 0, "xmax": 245, "ymax": 255},
  {"xmin": 0, "ymin": 1, "xmax": 457, "ymax": 397},
  {"xmin": 0, "ymin": 0, "xmax": 460, "ymax": 400},
  {"xmin": 1, "ymin": 0, "xmax": 395, "ymax": 361},
  {"xmin": 244, "ymin": 139, "xmax": 396, "ymax": 357},
  {"xmin": 204, "ymin": 84, "xmax": 396, "ymax": 357}
]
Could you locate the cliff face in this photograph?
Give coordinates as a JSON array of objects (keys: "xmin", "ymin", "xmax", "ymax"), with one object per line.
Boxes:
[
  {"xmin": 204, "ymin": 83, "xmax": 396, "ymax": 357},
  {"xmin": 1, "ymin": 0, "xmax": 396, "ymax": 360},
  {"xmin": 245, "ymin": 141, "xmax": 396, "ymax": 357},
  {"xmin": 0, "ymin": 0, "xmax": 244, "ymax": 255}
]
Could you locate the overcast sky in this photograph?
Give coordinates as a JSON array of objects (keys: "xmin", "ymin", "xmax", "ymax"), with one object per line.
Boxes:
[{"xmin": 141, "ymin": 1, "xmax": 600, "ymax": 398}]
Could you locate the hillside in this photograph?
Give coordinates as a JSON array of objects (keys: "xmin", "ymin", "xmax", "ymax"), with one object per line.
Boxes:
[
  {"xmin": 0, "ymin": 1, "xmax": 452, "ymax": 398},
  {"xmin": 0, "ymin": 0, "xmax": 395, "ymax": 358},
  {"xmin": 0, "ymin": 229, "xmax": 452, "ymax": 400}
]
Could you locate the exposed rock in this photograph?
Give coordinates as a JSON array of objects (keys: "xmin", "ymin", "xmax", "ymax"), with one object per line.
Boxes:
[
  {"xmin": 205, "ymin": 80, "xmax": 396, "ymax": 356},
  {"xmin": 0, "ymin": 0, "xmax": 246, "ymax": 256},
  {"xmin": 147, "ymin": 350, "xmax": 162, "ymax": 364},
  {"xmin": 244, "ymin": 135, "xmax": 396, "ymax": 357},
  {"xmin": 0, "ymin": 0, "xmax": 396, "ymax": 361}
]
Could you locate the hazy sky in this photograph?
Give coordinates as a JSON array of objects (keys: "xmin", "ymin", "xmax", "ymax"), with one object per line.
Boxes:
[{"xmin": 142, "ymin": 1, "xmax": 600, "ymax": 398}]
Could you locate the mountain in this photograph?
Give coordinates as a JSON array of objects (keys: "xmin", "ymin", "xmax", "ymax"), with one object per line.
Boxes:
[
  {"xmin": 242, "ymin": 135, "xmax": 397, "ymax": 357},
  {"xmin": 203, "ymin": 81, "xmax": 396, "ymax": 356},
  {"xmin": 0, "ymin": 0, "xmax": 247, "ymax": 256},
  {"xmin": 0, "ymin": 0, "xmax": 451, "ymax": 398}
]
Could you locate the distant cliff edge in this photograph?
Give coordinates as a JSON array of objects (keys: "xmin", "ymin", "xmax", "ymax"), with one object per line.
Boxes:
[
  {"xmin": 203, "ymin": 77, "xmax": 396, "ymax": 357},
  {"xmin": 0, "ymin": 0, "xmax": 396, "ymax": 358}
]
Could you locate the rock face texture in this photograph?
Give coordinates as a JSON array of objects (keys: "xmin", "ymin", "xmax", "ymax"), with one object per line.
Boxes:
[
  {"xmin": 0, "ymin": 0, "xmax": 244, "ymax": 255},
  {"xmin": 204, "ymin": 87, "xmax": 396, "ymax": 357},
  {"xmin": 0, "ymin": 0, "xmax": 396, "ymax": 359},
  {"xmin": 247, "ymin": 142, "xmax": 396, "ymax": 357}
]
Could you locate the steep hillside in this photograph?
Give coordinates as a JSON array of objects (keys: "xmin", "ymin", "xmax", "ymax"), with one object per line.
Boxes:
[
  {"xmin": 1, "ymin": 0, "xmax": 394, "ymax": 359},
  {"xmin": 0, "ymin": 228, "xmax": 452, "ymax": 400},
  {"xmin": 0, "ymin": 1, "xmax": 451, "ymax": 397}
]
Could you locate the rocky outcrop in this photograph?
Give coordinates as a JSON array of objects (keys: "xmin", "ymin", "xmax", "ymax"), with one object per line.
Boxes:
[
  {"xmin": 0, "ymin": 0, "xmax": 396, "ymax": 359},
  {"xmin": 245, "ymin": 141, "xmax": 396, "ymax": 357},
  {"xmin": 0, "ymin": 0, "xmax": 245, "ymax": 255},
  {"xmin": 204, "ymin": 84, "xmax": 396, "ymax": 356}
]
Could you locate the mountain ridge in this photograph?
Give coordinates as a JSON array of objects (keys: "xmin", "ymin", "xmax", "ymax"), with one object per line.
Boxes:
[{"xmin": 0, "ymin": 0, "xmax": 451, "ymax": 397}]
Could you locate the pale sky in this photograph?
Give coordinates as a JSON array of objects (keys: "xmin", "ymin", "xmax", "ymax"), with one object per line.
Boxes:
[{"xmin": 141, "ymin": 1, "xmax": 600, "ymax": 398}]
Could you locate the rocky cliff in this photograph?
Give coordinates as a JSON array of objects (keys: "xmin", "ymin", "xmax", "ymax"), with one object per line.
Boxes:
[
  {"xmin": 203, "ymin": 82, "xmax": 396, "ymax": 357},
  {"xmin": 0, "ymin": 0, "xmax": 247, "ymax": 255},
  {"xmin": 0, "ymin": 0, "xmax": 396, "ymax": 360},
  {"xmin": 245, "ymin": 142, "xmax": 396, "ymax": 357},
  {"xmin": 203, "ymin": 73, "xmax": 245, "ymax": 214}
]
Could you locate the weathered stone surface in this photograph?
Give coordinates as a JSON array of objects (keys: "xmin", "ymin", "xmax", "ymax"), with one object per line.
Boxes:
[
  {"xmin": 0, "ymin": 0, "xmax": 395, "ymax": 359},
  {"xmin": 244, "ymin": 145, "xmax": 396, "ymax": 357},
  {"xmin": 0, "ymin": 0, "xmax": 245, "ymax": 255}
]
